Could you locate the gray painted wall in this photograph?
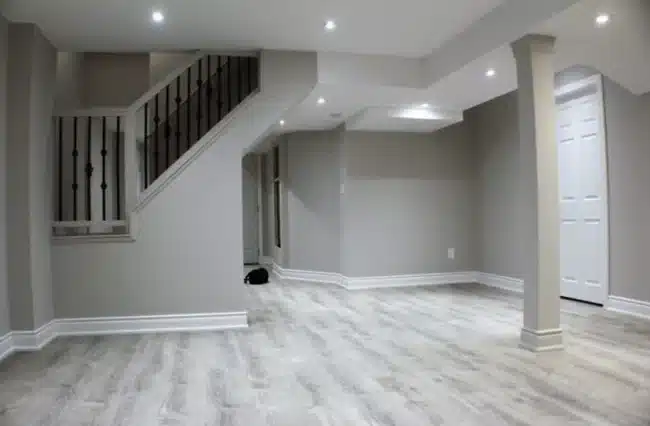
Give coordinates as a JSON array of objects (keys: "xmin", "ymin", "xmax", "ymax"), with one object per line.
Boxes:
[
  {"xmin": 468, "ymin": 93, "xmax": 522, "ymax": 279},
  {"xmin": 241, "ymin": 154, "xmax": 259, "ymax": 263},
  {"xmin": 52, "ymin": 143, "xmax": 250, "ymax": 318},
  {"xmin": 603, "ymin": 79, "xmax": 650, "ymax": 303},
  {"xmin": 149, "ymin": 52, "xmax": 195, "ymax": 88},
  {"xmin": 285, "ymin": 130, "xmax": 342, "ymax": 273},
  {"xmin": 261, "ymin": 152, "xmax": 273, "ymax": 258},
  {"xmin": 82, "ymin": 53, "xmax": 150, "ymax": 107},
  {"xmin": 341, "ymin": 127, "xmax": 476, "ymax": 277},
  {"xmin": 471, "ymin": 78, "xmax": 650, "ymax": 304},
  {"xmin": 55, "ymin": 52, "xmax": 83, "ymax": 110},
  {"xmin": 6, "ymin": 23, "xmax": 56, "ymax": 330},
  {"xmin": 274, "ymin": 137, "xmax": 290, "ymax": 268},
  {"xmin": 0, "ymin": 15, "xmax": 9, "ymax": 337},
  {"xmin": 51, "ymin": 50, "xmax": 318, "ymax": 320}
]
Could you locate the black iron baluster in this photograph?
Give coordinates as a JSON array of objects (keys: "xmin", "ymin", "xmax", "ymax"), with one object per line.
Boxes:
[
  {"xmin": 72, "ymin": 117, "xmax": 78, "ymax": 221},
  {"xmin": 154, "ymin": 95, "xmax": 160, "ymax": 179},
  {"xmin": 227, "ymin": 58, "xmax": 233, "ymax": 113},
  {"xmin": 206, "ymin": 56, "xmax": 212, "ymax": 128},
  {"xmin": 245, "ymin": 57, "xmax": 251, "ymax": 96},
  {"xmin": 175, "ymin": 75, "xmax": 181, "ymax": 160},
  {"xmin": 57, "ymin": 117, "xmax": 63, "ymax": 221},
  {"xmin": 85, "ymin": 116, "xmax": 93, "ymax": 221},
  {"xmin": 101, "ymin": 117, "xmax": 107, "ymax": 221},
  {"xmin": 187, "ymin": 66, "xmax": 192, "ymax": 150},
  {"xmin": 237, "ymin": 56, "xmax": 243, "ymax": 103},
  {"xmin": 143, "ymin": 103, "xmax": 149, "ymax": 189},
  {"xmin": 115, "ymin": 117, "xmax": 122, "ymax": 220},
  {"xmin": 250, "ymin": 57, "xmax": 256, "ymax": 91},
  {"xmin": 217, "ymin": 57, "xmax": 223, "ymax": 121},
  {"xmin": 197, "ymin": 57, "xmax": 203, "ymax": 139},
  {"xmin": 165, "ymin": 85, "xmax": 171, "ymax": 167}
]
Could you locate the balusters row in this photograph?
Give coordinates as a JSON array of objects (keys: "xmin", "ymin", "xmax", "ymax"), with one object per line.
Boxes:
[
  {"xmin": 54, "ymin": 115, "xmax": 124, "ymax": 227},
  {"xmin": 139, "ymin": 55, "xmax": 259, "ymax": 189}
]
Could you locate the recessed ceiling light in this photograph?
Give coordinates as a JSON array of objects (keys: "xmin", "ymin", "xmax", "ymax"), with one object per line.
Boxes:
[
  {"xmin": 279, "ymin": 120, "xmax": 285, "ymax": 126},
  {"xmin": 485, "ymin": 68, "xmax": 496, "ymax": 78},
  {"xmin": 324, "ymin": 20, "xmax": 337, "ymax": 32},
  {"xmin": 317, "ymin": 97, "xmax": 326, "ymax": 105},
  {"xmin": 595, "ymin": 13, "xmax": 610, "ymax": 26},
  {"xmin": 152, "ymin": 10, "xmax": 165, "ymax": 23},
  {"xmin": 420, "ymin": 103, "xmax": 430, "ymax": 108}
]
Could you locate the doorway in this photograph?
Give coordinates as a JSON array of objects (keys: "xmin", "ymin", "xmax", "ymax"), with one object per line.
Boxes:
[{"xmin": 556, "ymin": 75, "xmax": 609, "ymax": 305}]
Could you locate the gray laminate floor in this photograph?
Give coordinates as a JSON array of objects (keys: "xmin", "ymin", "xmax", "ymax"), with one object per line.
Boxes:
[{"xmin": 1, "ymin": 277, "xmax": 649, "ymax": 426}]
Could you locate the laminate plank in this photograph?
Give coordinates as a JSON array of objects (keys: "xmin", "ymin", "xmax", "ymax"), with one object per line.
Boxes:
[{"xmin": 0, "ymin": 278, "xmax": 649, "ymax": 425}]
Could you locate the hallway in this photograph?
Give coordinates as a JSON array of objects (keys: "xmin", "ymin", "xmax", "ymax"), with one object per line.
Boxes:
[{"xmin": 1, "ymin": 278, "xmax": 649, "ymax": 425}]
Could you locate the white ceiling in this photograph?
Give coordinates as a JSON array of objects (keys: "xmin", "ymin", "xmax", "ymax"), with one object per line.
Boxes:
[
  {"xmin": 0, "ymin": 0, "xmax": 503, "ymax": 56},
  {"xmin": 277, "ymin": 0, "xmax": 650, "ymax": 134},
  {"xmin": 3, "ymin": 0, "xmax": 648, "ymax": 135}
]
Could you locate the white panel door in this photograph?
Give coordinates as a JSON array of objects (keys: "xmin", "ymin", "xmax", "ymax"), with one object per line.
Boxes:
[
  {"xmin": 557, "ymin": 90, "xmax": 608, "ymax": 305},
  {"xmin": 242, "ymin": 158, "xmax": 259, "ymax": 265}
]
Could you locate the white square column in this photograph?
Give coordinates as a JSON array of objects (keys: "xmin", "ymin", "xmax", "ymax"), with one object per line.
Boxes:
[{"xmin": 511, "ymin": 35, "xmax": 563, "ymax": 352}]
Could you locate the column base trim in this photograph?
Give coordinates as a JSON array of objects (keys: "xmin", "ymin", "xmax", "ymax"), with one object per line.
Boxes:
[{"xmin": 520, "ymin": 327, "xmax": 564, "ymax": 352}]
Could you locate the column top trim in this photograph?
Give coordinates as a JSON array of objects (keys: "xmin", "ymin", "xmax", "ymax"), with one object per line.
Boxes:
[{"xmin": 511, "ymin": 34, "xmax": 556, "ymax": 55}]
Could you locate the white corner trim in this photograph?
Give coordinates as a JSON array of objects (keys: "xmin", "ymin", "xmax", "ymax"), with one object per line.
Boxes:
[
  {"xmin": 10, "ymin": 320, "xmax": 58, "ymax": 351},
  {"xmin": 476, "ymin": 272, "xmax": 524, "ymax": 293},
  {"xmin": 344, "ymin": 271, "xmax": 477, "ymax": 290},
  {"xmin": 273, "ymin": 263, "xmax": 344, "ymax": 287},
  {"xmin": 56, "ymin": 312, "xmax": 248, "ymax": 337},
  {"xmin": 0, "ymin": 332, "xmax": 13, "ymax": 363},
  {"xmin": 606, "ymin": 296, "xmax": 650, "ymax": 320}
]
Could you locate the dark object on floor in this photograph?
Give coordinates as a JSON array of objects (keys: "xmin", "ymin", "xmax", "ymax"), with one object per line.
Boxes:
[{"xmin": 245, "ymin": 267, "xmax": 269, "ymax": 285}]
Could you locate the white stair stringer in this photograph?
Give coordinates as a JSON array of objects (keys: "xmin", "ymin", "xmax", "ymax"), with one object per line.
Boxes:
[{"xmin": 51, "ymin": 51, "xmax": 317, "ymax": 323}]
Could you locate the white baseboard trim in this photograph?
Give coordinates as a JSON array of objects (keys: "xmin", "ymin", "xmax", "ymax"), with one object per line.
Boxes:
[
  {"xmin": 0, "ymin": 332, "xmax": 13, "ymax": 363},
  {"xmin": 56, "ymin": 312, "xmax": 248, "ymax": 337},
  {"xmin": 476, "ymin": 272, "xmax": 523, "ymax": 293},
  {"xmin": 273, "ymin": 263, "xmax": 344, "ymax": 287},
  {"xmin": 0, "ymin": 312, "xmax": 248, "ymax": 362},
  {"xmin": 607, "ymin": 296, "xmax": 650, "ymax": 320},
  {"xmin": 344, "ymin": 271, "xmax": 477, "ymax": 290},
  {"xmin": 272, "ymin": 268, "xmax": 524, "ymax": 294},
  {"xmin": 273, "ymin": 264, "xmax": 478, "ymax": 290},
  {"xmin": 11, "ymin": 320, "xmax": 58, "ymax": 351}
]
